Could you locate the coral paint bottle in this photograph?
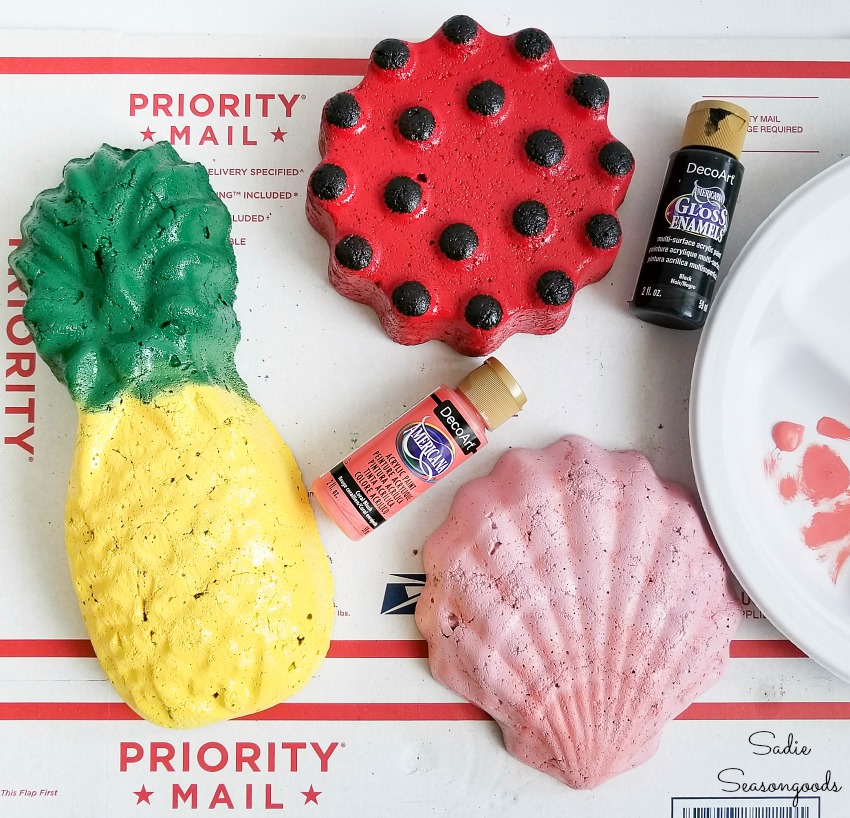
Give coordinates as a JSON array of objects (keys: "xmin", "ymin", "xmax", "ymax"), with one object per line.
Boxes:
[{"xmin": 312, "ymin": 358, "xmax": 526, "ymax": 540}]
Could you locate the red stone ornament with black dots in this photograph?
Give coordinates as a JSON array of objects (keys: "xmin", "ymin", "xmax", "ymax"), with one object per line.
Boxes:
[{"xmin": 306, "ymin": 15, "xmax": 634, "ymax": 356}]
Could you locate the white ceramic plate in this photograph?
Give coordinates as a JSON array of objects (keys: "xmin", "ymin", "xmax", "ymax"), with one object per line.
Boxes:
[{"xmin": 691, "ymin": 155, "xmax": 850, "ymax": 682}]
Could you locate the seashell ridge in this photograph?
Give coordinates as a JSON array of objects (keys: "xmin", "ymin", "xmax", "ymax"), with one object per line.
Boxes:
[{"xmin": 415, "ymin": 435, "xmax": 743, "ymax": 789}]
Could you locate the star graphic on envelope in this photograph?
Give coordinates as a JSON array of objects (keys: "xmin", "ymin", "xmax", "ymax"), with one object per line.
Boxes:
[
  {"xmin": 134, "ymin": 785, "xmax": 153, "ymax": 805},
  {"xmin": 302, "ymin": 785, "xmax": 321, "ymax": 804}
]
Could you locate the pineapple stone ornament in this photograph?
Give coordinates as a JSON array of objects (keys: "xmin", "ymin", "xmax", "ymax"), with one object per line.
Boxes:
[{"xmin": 10, "ymin": 141, "xmax": 335, "ymax": 729}]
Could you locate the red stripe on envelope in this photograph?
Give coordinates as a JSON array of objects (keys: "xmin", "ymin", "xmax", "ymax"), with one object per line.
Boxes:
[
  {"xmin": 677, "ymin": 702, "xmax": 850, "ymax": 720},
  {"xmin": 0, "ymin": 701, "xmax": 488, "ymax": 721},
  {"xmin": 0, "ymin": 639, "xmax": 428, "ymax": 659},
  {"xmin": 0, "ymin": 57, "xmax": 369, "ymax": 76},
  {"xmin": 0, "ymin": 638, "xmax": 805, "ymax": 660},
  {"xmin": 0, "ymin": 641, "xmax": 836, "ymax": 722},
  {"xmin": 1, "ymin": 700, "xmax": 850, "ymax": 721},
  {"xmin": 244, "ymin": 702, "xmax": 491, "ymax": 721},
  {"xmin": 0, "ymin": 639, "xmax": 96, "ymax": 658},
  {"xmin": 0, "ymin": 57, "xmax": 847, "ymax": 78},
  {"xmin": 0, "ymin": 702, "xmax": 142, "ymax": 720},
  {"xmin": 326, "ymin": 640, "xmax": 429, "ymax": 659},
  {"xmin": 729, "ymin": 640, "xmax": 808, "ymax": 659}
]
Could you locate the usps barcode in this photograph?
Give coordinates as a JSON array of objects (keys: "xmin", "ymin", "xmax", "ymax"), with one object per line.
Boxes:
[
  {"xmin": 672, "ymin": 797, "xmax": 819, "ymax": 817},
  {"xmin": 679, "ymin": 809, "xmax": 810, "ymax": 817}
]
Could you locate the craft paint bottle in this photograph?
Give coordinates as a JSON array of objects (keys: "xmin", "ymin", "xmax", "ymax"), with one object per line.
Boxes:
[
  {"xmin": 630, "ymin": 100, "xmax": 749, "ymax": 329},
  {"xmin": 312, "ymin": 357, "xmax": 526, "ymax": 540}
]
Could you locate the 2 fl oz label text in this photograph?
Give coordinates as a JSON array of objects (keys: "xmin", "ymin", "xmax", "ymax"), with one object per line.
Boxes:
[{"xmin": 641, "ymin": 287, "xmax": 662, "ymax": 297}]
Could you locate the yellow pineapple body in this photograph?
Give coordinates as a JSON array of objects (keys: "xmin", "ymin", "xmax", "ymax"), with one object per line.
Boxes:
[{"xmin": 66, "ymin": 383, "xmax": 334, "ymax": 728}]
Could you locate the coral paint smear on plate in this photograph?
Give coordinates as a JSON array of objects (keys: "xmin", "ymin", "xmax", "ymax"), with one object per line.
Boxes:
[
  {"xmin": 767, "ymin": 416, "xmax": 850, "ymax": 583},
  {"xmin": 772, "ymin": 421, "xmax": 805, "ymax": 452},
  {"xmin": 817, "ymin": 416, "xmax": 850, "ymax": 440}
]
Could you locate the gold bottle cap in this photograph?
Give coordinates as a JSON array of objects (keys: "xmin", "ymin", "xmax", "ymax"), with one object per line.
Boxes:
[
  {"xmin": 680, "ymin": 99, "xmax": 749, "ymax": 160},
  {"xmin": 456, "ymin": 357, "xmax": 527, "ymax": 431}
]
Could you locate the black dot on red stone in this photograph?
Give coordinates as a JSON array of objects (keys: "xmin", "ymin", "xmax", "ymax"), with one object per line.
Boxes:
[
  {"xmin": 536, "ymin": 270, "xmax": 575, "ymax": 306},
  {"xmin": 465, "ymin": 295, "xmax": 503, "ymax": 330},
  {"xmin": 467, "ymin": 81, "xmax": 505, "ymax": 116},
  {"xmin": 324, "ymin": 92, "xmax": 361, "ymax": 129},
  {"xmin": 439, "ymin": 224, "xmax": 478, "ymax": 260},
  {"xmin": 598, "ymin": 141, "xmax": 635, "ymax": 177},
  {"xmin": 384, "ymin": 176, "xmax": 422, "ymax": 213},
  {"xmin": 525, "ymin": 130, "xmax": 564, "ymax": 167},
  {"xmin": 335, "ymin": 235, "xmax": 373, "ymax": 270},
  {"xmin": 371, "ymin": 39, "xmax": 410, "ymax": 70},
  {"xmin": 585, "ymin": 214, "xmax": 622, "ymax": 249},
  {"xmin": 512, "ymin": 200, "xmax": 549, "ymax": 236},
  {"xmin": 398, "ymin": 107, "xmax": 436, "ymax": 142},
  {"xmin": 441, "ymin": 15, "xmax": 479, "ymax": 44},
  {"xmin": 392, "ymin": 281, "xmax": 431, "ymax": 317},
  {"xmin": 569, "ymin": 74, "xmax": 610, "ymax": 110},
  {"xmin": 515, "ymin": 28, "xmax": 552, "ymax": 60},
  {"xmin": 309, "ymin": 164, "xmax": 347, "ymax": 201}
]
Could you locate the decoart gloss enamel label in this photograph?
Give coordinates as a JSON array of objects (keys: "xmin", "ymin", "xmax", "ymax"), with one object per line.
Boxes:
[
  {"xmin": 630, "ymin": 100, "xmax": 749, "ymax": 330},
  {"xmin": 665, "ymin": 169, "xmax": 734, "ymax": 242},
  {"xmin": 632, "ymin": 150, "xmax": 743, "ymax": 327}
]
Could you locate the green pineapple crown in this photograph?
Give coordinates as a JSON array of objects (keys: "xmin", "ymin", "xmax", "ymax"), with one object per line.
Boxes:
[{"xmin": 9, "ymin": 141, "xmax": 248, "ymax": 411}]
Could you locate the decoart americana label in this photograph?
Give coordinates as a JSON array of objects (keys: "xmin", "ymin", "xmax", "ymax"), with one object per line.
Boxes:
[
  {"xmin": 316, "ymin": 389, "xmax": 488, "ymax": 538},
  {"xmin": 395, "ymin": 396, "xmax": 481, "ymax": 482},
  {"xmin": 396, "ymin": 420, "xmax": 454, "ymax": 481}
]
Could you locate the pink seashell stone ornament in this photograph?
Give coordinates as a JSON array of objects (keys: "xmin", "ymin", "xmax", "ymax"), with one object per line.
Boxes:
[{"xmin": 415, "ymin": 435, "xmax": 742, "ymax": 789}]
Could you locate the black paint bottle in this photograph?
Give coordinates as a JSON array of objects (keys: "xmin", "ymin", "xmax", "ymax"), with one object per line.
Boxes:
[{"xmin": 630, "ymin": 100, "xmax": 749, "ymax": 329}]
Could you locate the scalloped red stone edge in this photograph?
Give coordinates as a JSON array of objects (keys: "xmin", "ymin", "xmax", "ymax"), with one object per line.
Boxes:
[{"xmin": 306, "ymin": 15, "xmax": 634, "ymax": 356}]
